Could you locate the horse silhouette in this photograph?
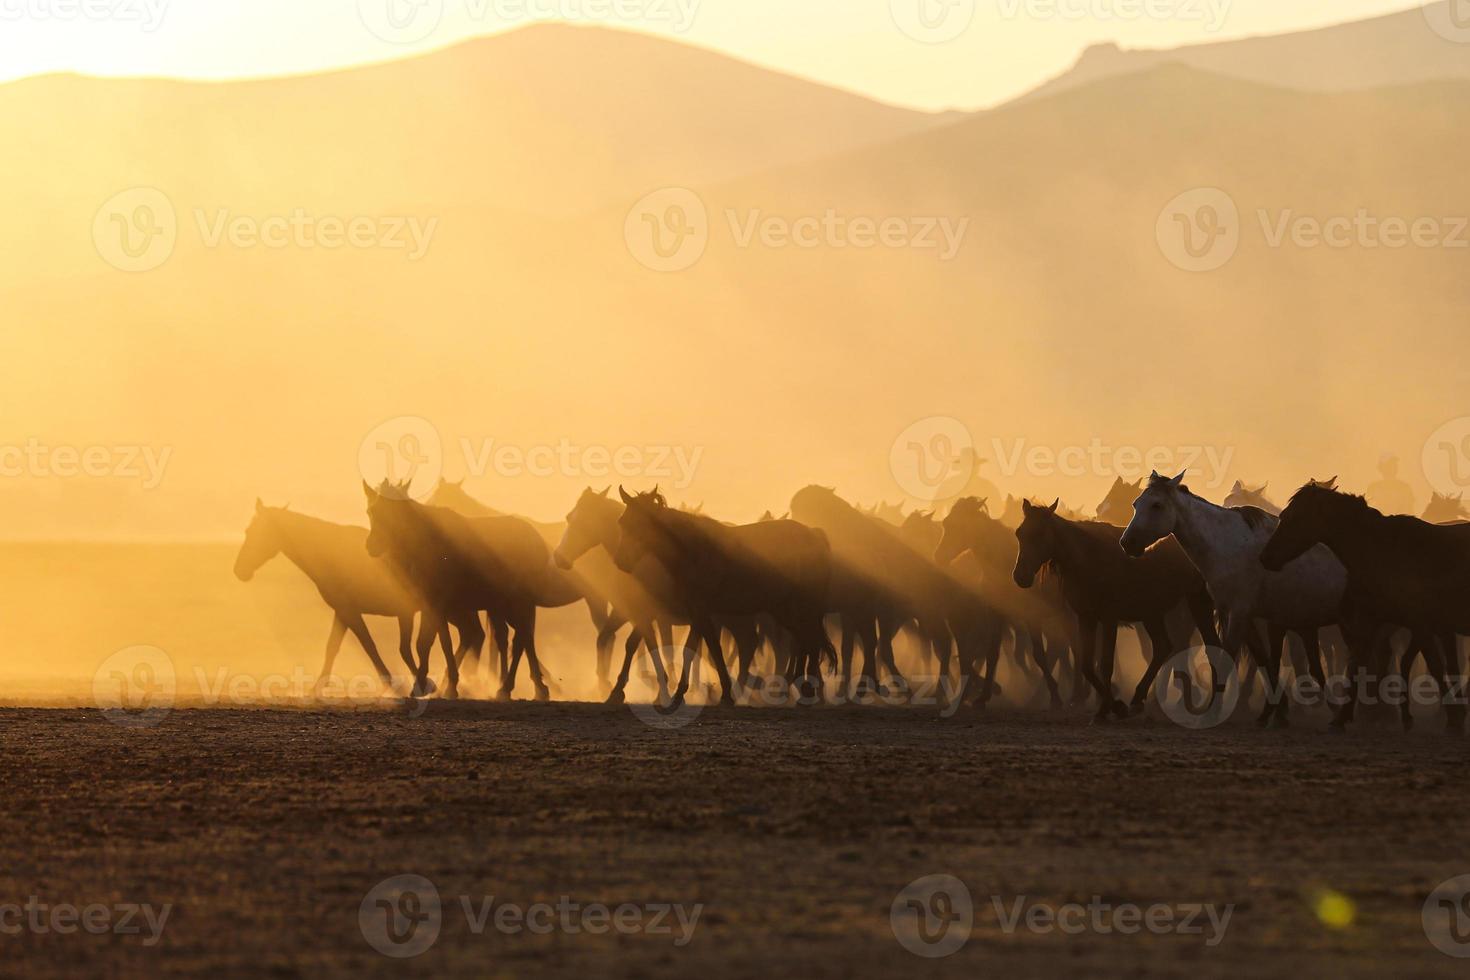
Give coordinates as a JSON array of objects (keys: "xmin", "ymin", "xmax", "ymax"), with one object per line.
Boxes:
[
  {"xmin": 1013, "ymin": 498, "xmax": 1220, "ymax": 722},
  {"xmin": 1224, "ymin": 480, "xmax": 1280, "ymax": 515},
  {"xmin": 234, "ymin": 499, "xmax": 478, "ymax": 696},
  {"xmin": 363, "ymin": 481, "xmax": 594, "ymax": 701},
  {"xmin": 1262, "ymin": 482, "xmax": 1470, "ymax": 732},
  {"xmin": 428, "ymin": 478, "xmax": 627, "ymax": 693},
  {"xmin": 934, "ymin": 497, "xmax": 1078, "ymax": 708},
  {"xmin": 1094, "ymin": 477, "xmax": 1143, "ymax": 525},
  {"xmin": 615, "ymin": 487, "xmax": 831, "ymax": 706},
  {"xmin": 791, "ymin": 486, "xmax": 1005, "ymax": 706},
  {"xmin": 555, "ymin": 486, "xmax": 774, "ymax": 704}
]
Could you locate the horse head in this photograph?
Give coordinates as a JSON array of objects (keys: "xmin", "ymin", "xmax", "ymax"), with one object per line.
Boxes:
[
  {"xmin": 1120, "ymin": 471, "xmax": 1187, "ymax": 558},
  {"xmin": 234, "ymin": 498, "xmax": 283, "ymax": 581},
  {"xmin": 556, "ymin": 486, "xmax": 616, "ymax": 569},
  {"xmin": 1261, "ymin": 480, "xmax": 1352, "ymax": 571},
  {"xmin": 1012, "ymin": 498, "xmax": 1061, "ymax": 588},
  {"xmin": 614, "ymin": 485, "xmax": 671, "ymax": 573}
]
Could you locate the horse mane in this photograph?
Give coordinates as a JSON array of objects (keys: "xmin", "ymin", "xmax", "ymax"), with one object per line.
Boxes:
[
  {"xmin": 1286, "ymin": 481, "xmax": 1379, "ymax": 516},
  {"xmin": 1234, "ymin": 506, "xmax": 1274, "ymax": 531}
]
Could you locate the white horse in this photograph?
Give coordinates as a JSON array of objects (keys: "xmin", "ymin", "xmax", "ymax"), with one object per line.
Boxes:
[{"xmin": 1120, "ymin": 472, "xmax": 1348, "ymax": 726}]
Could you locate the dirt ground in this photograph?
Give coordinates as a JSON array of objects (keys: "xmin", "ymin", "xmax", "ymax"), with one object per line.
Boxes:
[{"xmin": 0, "ymin": 700, "xmax": 1466, "ymax": 978}]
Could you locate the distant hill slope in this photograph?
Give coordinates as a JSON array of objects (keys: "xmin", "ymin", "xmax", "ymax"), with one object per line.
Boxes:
[
  {"xmin": 0, "ymin": 22, "xmax": 950, "ymax": 223},
  {"xmin": 1016, "ymin": 1, "xmax": 1470, "ymax": 104}
]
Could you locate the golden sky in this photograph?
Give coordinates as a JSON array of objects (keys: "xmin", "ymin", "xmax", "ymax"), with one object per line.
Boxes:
[{"xmin": 0, "ymin": 0, "xmax": 1423, "ymax": 109}]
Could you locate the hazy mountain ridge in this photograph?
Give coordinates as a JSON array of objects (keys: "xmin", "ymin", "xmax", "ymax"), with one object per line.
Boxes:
[{"xmin": 1017, "ymin": 1, "xmax": 1470, "ymax": 104}]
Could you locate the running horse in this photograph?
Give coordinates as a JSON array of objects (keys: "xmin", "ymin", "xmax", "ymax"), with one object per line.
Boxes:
[
  {"xmin": 614, "ymin": 488, "xmax": 832, "ymax": 707},
  {"xmin": 234, "ymin": 500, "xmax": 465, "ymax": 695},
  {"xmin": 363, "ymin": 482, "xmax": 595, "ymax": 700},
  {"xmin": 1261, "ymin": 482, "xmax": 1470, "ymax": 733},
  {"xmin": 1012, "ymin": 499, "xmax": 1220, "ymax": 722}
]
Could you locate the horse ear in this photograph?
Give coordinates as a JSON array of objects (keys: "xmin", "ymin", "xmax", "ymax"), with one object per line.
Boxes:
[
  {"xmin": 1170, "ymin": 471, "xmax": 1187, "ymax": 488},
  {"xmin": 1259, "ymin": 482, "xmax": 1268, "ymax": 493},
  {"xmin": 977, "ymin": 498, "xmax": 988, "ymax": 514},
  {"xmin": 1327, "ymin": 476, "xmax": 1339, "ymax": 490},
  {"xmin": 1021, "ymin": 499, "xmax": 1033, "ymax": 514},
  {"xmin": 1231, "ymin": 480, "xmax": 1244, "ymax": 491},
  {"xmin": 362, "ymin": 480, "xmax": 377, "ymax": 502},
  {"xmin": 1149, "ymin": 470, "xmax": 1162, "ymax": 482},
  {"xmin": 255, "ymin": 497, "xmax": 265, "ymax": 513},
  {"xmin": 619, "ymin": 486, "xmax": 634, "ymax": 505},
  {"xmin": 598, "ymin": 486, "xmax": 611, "ymax": 497},
  {"xmin": 1131, "ymin": 478, "xmax": 1143, "ymax": 489},
  {"xmin": 1047, "ymin": 498, "xmax": 1060, "ymax": 513}
]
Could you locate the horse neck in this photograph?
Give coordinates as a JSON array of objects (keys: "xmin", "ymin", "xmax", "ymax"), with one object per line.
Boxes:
[
  {"xmin": 1315, "ymin": 504, "xmax": 1386, "ymax": 567},
  {"xmin": 1169, "ymin": 493, "xmax": 1245, "ymax": 571},
  {"xmin": 273, "ymin": 512, "xmax": 354, "ymax": 584},
  {"xmin": 1047, "ymin": 516, "xmax": 1101, "ymax": 577}
]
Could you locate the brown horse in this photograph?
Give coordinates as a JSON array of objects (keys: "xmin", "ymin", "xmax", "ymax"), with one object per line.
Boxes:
[
  {"xmin": 615, "ymin": 487, "xmax": 831, "ymax": 707},
  {"xmin": 428, "ymin": 479, "xmax": 629, "ymax": 693},
  {"xmin": 1262, "ymin": 483, "xmax": 1470, "ymax": 732},
  {"xmin": 1013, "ymin": 499, "xmax": 1220, "ymax": 722},
  {"xmin": 791, "ymin": 486, "xmax": 1005, "ymax": 706},
  {"xmin": 1094, "ymin": 477, "xmax": 1143, "ymax": 525},
  {"xmin": 363, "ymin": 482, "xmax": 593, "ymax": 700},
  {"xmin": 934, "ymin": 497, "xmax": 1077, "ymax": 708},
  {"xmin": 555, "ymin": 486, "xmax": 773, "ymax": 703}
]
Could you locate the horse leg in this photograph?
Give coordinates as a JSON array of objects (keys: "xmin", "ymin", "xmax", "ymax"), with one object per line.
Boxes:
[
  {"xmin": 1263, "ymin": 622, "xmax": 1292, "ymax": 727},
  {"xmin": 730, "ymin": 620, "xmax": 760, "ymax": 695},
  {"xmin": 395, "ymin": 615, "xmax": 418, "ymax": 680},
  {"xmin": 838, "ymin": 617, "xmax": 856, "ymax": 699},
  {"xmin": 856, "ymin": 616, "xmax": 883, "ymax": 698},
  {"xmin": 1129, "ymin": 616, "xmax": 1176, "ymax": 714},
  {"xmin": 498, "ymin": 621, "xmax": 525, "ymax": 702},
  {"xmin": 1072, "ymin": 614, "xmax": 1103, "ymax": 720},
  {"xmin": 1029, "ymin": 624, "xmax": 1063, "ymax": 709},
  {"xmin": 407, "ymin": 611, "xmax": 440, "ymax": 698},
  {"xmin": 877, "ymin": 613, "xmax": 907, "ymax": 694},
  {"xmin": 698, "ymin": 620, "xmax": 735, "ymax": 706},
  {"xmin": 519, "ymin": 608, "xmax": 551, "ymax": 702},
  {"xmin": 594, "ymin": 609, "xmax": 626, "ymax": 697},
  {"xmin": 667, "ymin": 624, "xmax": 700, "ymax": 708},
  {"xmin": 332, "ymin": 612, "xmax": 390, "ymax": 693},
  {"xmin": 316, "ymin": 614, "xmax": 350, "ymax": 694},
  {"xmin": 1095, "ymin": 621, "xmax": 1127, "ymax": 721}
]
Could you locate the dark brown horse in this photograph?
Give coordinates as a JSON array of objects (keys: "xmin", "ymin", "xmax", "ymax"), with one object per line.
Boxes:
[
  {"xmin": 934, "ymin": 497, "xmax": 1077, "ymax": 708},
  {"xmin": 1262, "ymin": 483, "xmax": 1470, "ymax": 732},
  {"xmin": 428, "ymin": 479, "xmax": 627, "ymax": 693},
  {"xmin": 1012, "ymin": 499, "xmax": 1220, "ymax": 722},
  {"xmin": 555, "ymin": 486, "xmax": 770, "ymax": 703},
  {"xmin": 614, "ymin": 487, "xmax": 831, "ymax": 707},
  {"xmin": 791, "ymin": 486, "xmax": 1004, "ymax": 706},
  {"xmin": 364, "ymin": 482, "xmax": 593, "ymax": 700}
]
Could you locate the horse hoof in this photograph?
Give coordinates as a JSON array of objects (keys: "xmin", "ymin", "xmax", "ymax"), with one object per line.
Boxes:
[
  {"xmin": 719, "ymin": 695, "xmax": 736, "ymax": 708},
  {"xmin": 494, "ymin": 687, "xmax": 513, "ymax": 703},
  {"xmin": 534, "ymin": 685, "xmax": 551, "ymax": 703},
  {"xmin": 664, "ymin": 695, "xmax": 686, "ymax": 712},
  {"xmin": 1126, "ymin": 700, "xmax": 1146, "ymax": 718},
  {"xmin": 604, "ymin": 689, "xmax": 626, "ymax": 706}
]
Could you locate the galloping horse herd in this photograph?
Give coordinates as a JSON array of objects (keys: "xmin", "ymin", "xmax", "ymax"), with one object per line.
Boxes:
[{"xmin": 232, "ymin": 472, "xmax": 1470, "ymax": 734}]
